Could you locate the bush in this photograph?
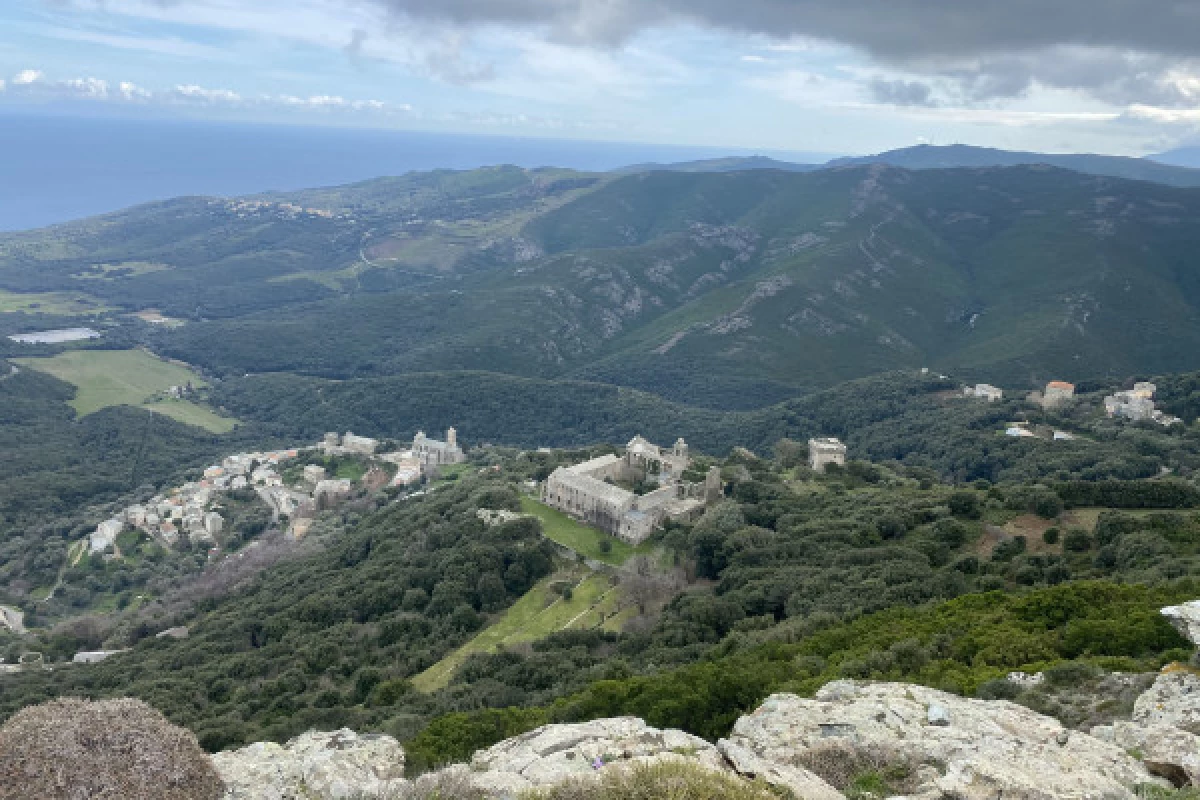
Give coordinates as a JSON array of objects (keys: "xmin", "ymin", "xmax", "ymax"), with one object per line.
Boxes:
[
  {"xmin": 522, "ymin": 760, "xmax": 780, "ymax": 800},
  {"xmin": 1042, "ymin": 528, "xmax": 1060, "ymax": 545},
  {"xmin": 0, "ymin": 697, "xmax": 222, "ymax": 800},
  {"xmin": 1064, "ymin": 529, "xmax": 1092, "ymax": 552},
  {"xmin": 948, "ymin": 491, "xmax": 982, "ymax": 520}
]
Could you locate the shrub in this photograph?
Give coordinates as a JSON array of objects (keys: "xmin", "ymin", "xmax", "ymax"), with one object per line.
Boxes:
[
  {"xmin": 1042, "ymin": 528, "xmax": 1060, "ymax": 545},
  {"xmin": 1064, "ymin": 529, "xmax": 1092, "ymax": 552},
  {"xmin": 0, "ymin": 697, "xmax": 222, "ymax": 800},
  {"xmin": 520, "ymin": 760, "xmax": 780, "ymax": 800},
  {"xmin": 948, "ymin": 491, "xmax": 982, "ymax": 519}
]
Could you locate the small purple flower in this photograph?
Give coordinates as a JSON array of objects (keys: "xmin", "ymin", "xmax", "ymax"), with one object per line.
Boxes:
[{"xmin": 592, "ymin": 757, "xmax": 604, "ymax": 770}]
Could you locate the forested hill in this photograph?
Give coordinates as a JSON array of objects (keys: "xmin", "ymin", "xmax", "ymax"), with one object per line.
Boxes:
[
  {"xmin": 828, "ymin": 143, "xmax": 1200, "ymax": 187},
  {"xmin": 8, "ymin": 164, "xmax": 1200, "ymax": 408}
]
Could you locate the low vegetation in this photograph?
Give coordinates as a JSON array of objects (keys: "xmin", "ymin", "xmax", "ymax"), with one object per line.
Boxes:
[{"xmin": 0, "ymin": 697, "xmax": 222, "ymax": 800}]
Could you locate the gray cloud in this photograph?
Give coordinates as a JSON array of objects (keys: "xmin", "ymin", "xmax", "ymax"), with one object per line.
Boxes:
[
  {"xmin": 365, "ymin": 0, "xmax": 1200, "ymax": 59},
  {"xmin": 868, "ymin": 78, "xmax": 936, "ymax": 107},
  {"xmin": 366, "ymin": 0, "xmax": 1200, "ymax": 105}
]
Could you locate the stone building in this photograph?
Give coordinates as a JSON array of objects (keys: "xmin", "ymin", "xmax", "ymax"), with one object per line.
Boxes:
[
  {"xmin": 808, "ymin": 438, "xmax": 847, "ymax": 472},
  {"xmin": 342, "ymin": 432, "xmax": 379, "ymax": 455},
  {"xmin": 541, "ymin": 436, "xmax": 711, "ymax": 544},
  {"xmin": 1042, "ymin": 381, "xmax": 1076, "ymax": 409},
  {"xmin": 413, "ymin": 427, "xmax": 466, "ymax": 468},
  {"xmin": 964, "ymin": 383, "xmax": 1003, "ymax": 402}
]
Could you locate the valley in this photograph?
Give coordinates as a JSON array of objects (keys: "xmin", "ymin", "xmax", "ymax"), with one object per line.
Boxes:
[{"xmin": 4, "ymin": 155, "xmax": 1200, "ymax": 797}]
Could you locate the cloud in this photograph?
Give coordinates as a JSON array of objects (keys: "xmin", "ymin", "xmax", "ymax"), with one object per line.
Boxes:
[
  {"xmin": 171, "ymin": 84, "xmax": 243, "ymax": 104},
  {"xmin": 362, "ymin": 0, "xmax": 1200, "ymax": 107},
  {"xmin": 868, "ymin": 78, "xmax": 936, "ymax": 107},
  {"xmin": 61, "ymin": 77, "xmax": 110, "ymax": 98},
  {"xmin": 13, "ymin": 69, "xmax": 43, "ymax": 86},
  {"xmin": 363, "ymin": 0, "xmax": 1200, "ymax": 60}
]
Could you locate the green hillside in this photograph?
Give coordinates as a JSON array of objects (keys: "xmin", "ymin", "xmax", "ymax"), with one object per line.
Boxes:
[{"xmin": 7, "ymin": 163, "xmax": 1200, "ymax": 409}]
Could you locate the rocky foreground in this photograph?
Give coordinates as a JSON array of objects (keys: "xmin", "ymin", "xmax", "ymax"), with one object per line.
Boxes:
[{"xmin": 215, "ymin": 670, "xmax": 1200, "ymax": 799}]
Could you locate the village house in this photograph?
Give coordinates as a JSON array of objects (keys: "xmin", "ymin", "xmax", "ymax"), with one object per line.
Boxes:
[
  {"xmin": 89, "ymin": 518, "xmax": 125, "ymax": 555},
  {"xmin": 303, "ymin": 465, "xmax": 327, "ymax": 485},
  {"xmin": 1042, "ymin": 381, "xmax": 1076, "ymax": 409},
  {"xmin": 808, "ymin": 437, "xmax": 847, "ymax": 472},
  {"xmin": 342, "ymin": 432, "xmax": 379, "ymax": 455},
  {"xmin": 542, "ymin": 436, "xmax": 718, "ymax": 544},
  {"xmin": 964, "ymin": 383, "xmax": 1003, "ymax": 402}
]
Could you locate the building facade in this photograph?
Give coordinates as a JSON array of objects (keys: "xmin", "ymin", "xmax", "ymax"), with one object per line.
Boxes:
[
  {"xmin": 808, "ymin": 438, "xmax": 847, "ymax": 472},
  {"xmin": 413, "ymin": 427, "xmax": 466, "ymax": 468},
  {"xmin": 541, "ymin": 436, "xmax": 713, "ymax": 544}
]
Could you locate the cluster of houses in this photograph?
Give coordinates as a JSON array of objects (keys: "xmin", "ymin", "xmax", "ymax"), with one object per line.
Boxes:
[
  {"xmin": 964, "ymin": 377, "xmax": 1185, "ymax": 427},
  {"xmin": 1103, "ymin": 382, "xmax": 1182, "ymax": 426},
  {"xmin": 85, "ymin": 427, "xmax": 469, "ymax": 558},
  {"xmin": 88, "ymin": 448, "xmax": 301, "ymax": 557}
]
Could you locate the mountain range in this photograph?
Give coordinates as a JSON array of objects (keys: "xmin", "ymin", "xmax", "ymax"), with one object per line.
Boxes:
[{"xmin": 5, "ymin": 153, "xmax": 1200, "ymax": 409}]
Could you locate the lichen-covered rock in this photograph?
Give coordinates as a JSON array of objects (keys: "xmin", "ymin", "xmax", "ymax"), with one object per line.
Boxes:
[
  {"xmin": 464, "ymin": 717, "xmax": 729, "ymax": 794},
  {"xmin": 722, "ymin": 681, "xmax": 1158, "ymax": 800},
  {"xmin": 1114, "ymin": 721, "xmax": 1200, "ymax": 787},
  {"xmin": 1133, "ymin": 671, "xmax": 1200, "ymax": 734},
  {"xmin": 212, "ymin": 729, "xmax": 406, "ymax": 799},
  {"xmin": 1161, "ymin": 601, "xmax": 1200, "ymax": 646}
]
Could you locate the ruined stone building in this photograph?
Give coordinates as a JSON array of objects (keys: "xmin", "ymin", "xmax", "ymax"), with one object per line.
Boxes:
[
  {"xmin": 808, "ymin": 438, "xmax": 847, "ymax": 472},
  {"xmin": 541, "ymin": 436, "xmax": 718, "ymax": 544},
  {"xmin": 413, "ymin": 427, "xmax": 466, "ymax": 468}
]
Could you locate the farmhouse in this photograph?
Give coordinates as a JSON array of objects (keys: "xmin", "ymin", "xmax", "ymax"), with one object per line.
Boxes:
[
  {"xmin": 1042, "ymin": 381, "xmax": 1076, "ymax": 409},
  {"xmin": 542, "ymin": 436, "xmax": 718, "ymax": 544},
  {"xmin": 964, "ymin": 383, "xmax": 1003, "ymax": 402},
  {"xmin": 808, "ymin": 437, "xmax": 847, "ymax": 472}
]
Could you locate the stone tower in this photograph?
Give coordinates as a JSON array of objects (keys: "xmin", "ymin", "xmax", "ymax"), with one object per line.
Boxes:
[
  {"xmin": 447, "ymin": 427, "xmax": 457, "ymax": 449},
  {"xmin": 705, "ymin": 465, "xmax": 723, "ymax": 502},
  {"xmin": 673, "ymin": 438, "xmax": 689, "ymax": 461}
]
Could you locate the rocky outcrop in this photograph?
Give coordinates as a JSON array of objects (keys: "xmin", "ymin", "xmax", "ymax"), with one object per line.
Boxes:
[
  {"xmin": 1132, "ymin": 670, "xmax": 1200, "ymax": 733},
  {"xmin": 459, "ymin": 717, "xmax": 735, "ymax": 795},
  {"xmin": 213, "ymin": 729, "xmax": 406, "ymax": 800},
  {"xmin": 721, "ymin": 681, "xmax": 1157, "ymax": 800},
  {"xmin": 1161, "ymin": 600, "xmax": 1200, "ymax": 645}
]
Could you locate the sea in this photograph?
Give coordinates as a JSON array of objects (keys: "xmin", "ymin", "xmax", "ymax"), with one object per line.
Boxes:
[{"xmin": 0, "ymin": 113, "xmax": 831, "ymax": 232}]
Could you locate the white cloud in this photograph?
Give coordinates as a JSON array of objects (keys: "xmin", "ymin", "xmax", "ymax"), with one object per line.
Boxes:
[
  {"xmin": 172, "ymin": 84, "xmax": 243, "ymax": 104},
  {"xmin": 13, "ymin": 70, "xmax": 43, "ymax": 86},
  {"xmin": 62, "ymin": 77, "xmax": 110, "ymax": 99},
  {"xmin": 0, "ymin": 80, "xmax": 6, "ymax": 93},
  {"xmin": 118, "ymin": 81, "xmax": 152, "ymax": 102},
  {"xmin": 741, "ymin": 55, "xmax": 765, "ymax": 63}
]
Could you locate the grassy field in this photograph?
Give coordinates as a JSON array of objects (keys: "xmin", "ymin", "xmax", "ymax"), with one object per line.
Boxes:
[
  {"xmin": 520, "ymin": 496, "xmax": 643, "ymax": 566},
  {"xmin": 0, "ymin": 288, "xmax": 108, "ymax": 314},
  {"xmin": 412, "ymin": 569, "xmax": 620, "ymax": 693},
  {"xmin": 15, "ymin": 349, "xmax": 239, "ymax": 434}
]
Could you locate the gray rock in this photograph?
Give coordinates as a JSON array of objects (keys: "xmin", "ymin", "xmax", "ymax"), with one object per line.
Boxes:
[
  {"xmin": 926, "ymin": 704, "xmax": 950, "ymax": 727},
  {"xmin": 213, "ymin": 729, "xmax": 407, "ymax": 799},
  {"xmin": 1114, "ymin": 721, "xmax": 1200, "ymax": 787},
  {"xmin": 723, "ymin": 681, "xmax": 1158, "ymax": 800},
  {"xmin": 464, "ymin": 717, "xmax": 729, "ymax": 795},
  {"xmin": 1161, "ymin": 601, "xmax": 1200, "ymax": 646},
  {"xmin": 1133, "ymin": 671, "xmax": 1200, "ymax": 735},
  {"xmin": 717, "ymin": 739, "xmax": 844, "ymax": 800}
]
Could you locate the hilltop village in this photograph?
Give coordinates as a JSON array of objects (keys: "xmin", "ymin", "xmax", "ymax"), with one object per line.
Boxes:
[{"xmin": 85, "ymin": 428, "xmax": 466, "ymax": 561}]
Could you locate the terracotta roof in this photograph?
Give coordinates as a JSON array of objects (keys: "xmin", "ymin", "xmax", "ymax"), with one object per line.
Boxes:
[{"xmin": 1046, "ymin": 381, "xmax": 1075, "ymax": 390}]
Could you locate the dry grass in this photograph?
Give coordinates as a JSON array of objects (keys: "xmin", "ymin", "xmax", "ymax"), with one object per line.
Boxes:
[
  {"xmin": 795, "ymin": 740, "xmax": 926, "ymax": 799},
  {"xmin": 0, "ymin": 697, "xmax": 223, "ymax": 800},
  {"xmin": 519, "ymin": 761, "xmax": 786, "ymax": 800}
]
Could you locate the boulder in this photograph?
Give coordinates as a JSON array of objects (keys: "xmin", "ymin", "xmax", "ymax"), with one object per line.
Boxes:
[
  {"xmin": 212, "ymin": 729, "xmax": 407, "ymax": 799},
  {"xmin": 1161, "ymin": 601, "xmax": 1200, "ymax": 646},
  {"xmin": 1114, "ymin": 722, "xmax": 1200, "ymax": 787},
  {"xmin": 1133, "ymin": 670, "xmax": 1200, "ymax": 734},
  {"xmin": 722, "ymin": 681, "xmax": 1158, "ymax": 800},
  {"xmin": 463, "ymin": 717, "xmax": 730, "ymax": 794},
  {"xmin": 717, "ymin": 739, "xmax": 844, "ymax": 800}
]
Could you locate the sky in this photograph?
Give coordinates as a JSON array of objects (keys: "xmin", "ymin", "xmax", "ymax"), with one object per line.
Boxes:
[{"xmin": 5, "ymin": 0, "xmax": 1200, "ymax": 156}]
